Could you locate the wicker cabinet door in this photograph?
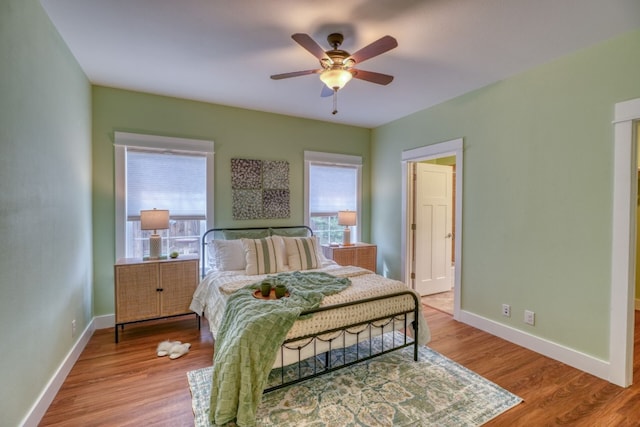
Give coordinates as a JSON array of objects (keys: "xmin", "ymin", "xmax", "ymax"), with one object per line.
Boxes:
[
  {"xmin": 331, "ymin": 247, "xmax": 357, "ymax": 267},
  {"xmin": 115, "ymin": 263, "xmax": 160, "ymax": 323},
  {"xmin": 159, "ymin": 259, "xmax": 198, "ymax": 316},
  {"xmin": 355, "ymin": 246, "xmax": 377, "ymax": 272}
]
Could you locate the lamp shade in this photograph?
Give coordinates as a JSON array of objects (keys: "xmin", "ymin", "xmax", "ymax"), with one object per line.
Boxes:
[
  {"xmin": 320, "ymin": 69, "xmax": 353, "ymax": 90},
  {"xmin": 140, "ymin": 209, "xmax": 169, "ymax": 231},
  {"xmin": 338, "ymin": 210, "xmax": 357, "ymax": 227}
]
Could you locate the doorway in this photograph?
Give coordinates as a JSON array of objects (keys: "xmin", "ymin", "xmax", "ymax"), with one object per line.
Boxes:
[{"xmin": 401, "ymin": 138, "xmax": 463, "ymax": 319}]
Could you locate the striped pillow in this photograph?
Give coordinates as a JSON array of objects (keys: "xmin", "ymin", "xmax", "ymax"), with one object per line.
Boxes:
[
  {"xmin": 284, "ymin": 236, "xmax": 322, "ymax": 271},
  {"xmin": 242, "ymin": 236, "xmax": 284, "ymax": 275}
]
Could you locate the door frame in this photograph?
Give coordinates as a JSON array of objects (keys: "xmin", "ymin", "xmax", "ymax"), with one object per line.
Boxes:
[
  {"xmin": 401, "ymin": 138, "xmax": 463, "ymax": 319},
  {"xmin": 610, "ymin": 97, "xmax": 640, "ymax": 387}
]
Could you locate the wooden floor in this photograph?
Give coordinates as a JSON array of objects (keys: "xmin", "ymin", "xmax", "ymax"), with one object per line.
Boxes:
[{"xmin": 40, "ymin": 307, "xmax": 640, "ymax": 426}]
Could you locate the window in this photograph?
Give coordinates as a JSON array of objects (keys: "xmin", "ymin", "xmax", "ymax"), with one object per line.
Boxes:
[
  {"xmin": 304, "ymin": 151, "xmax": 362, "ymax": 245},
  {"xmin": 115, "ymin": 132, "xmax": 214, "ymax": 259}
]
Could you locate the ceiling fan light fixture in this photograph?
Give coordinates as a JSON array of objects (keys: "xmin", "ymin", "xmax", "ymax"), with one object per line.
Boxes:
[{"xmin": 319, "ymin": 68, "xmax": 353, "ymax": 91}]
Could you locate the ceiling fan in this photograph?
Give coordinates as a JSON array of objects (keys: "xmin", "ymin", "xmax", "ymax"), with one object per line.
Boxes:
[{"xmin": 270, "ymin": 32, "xmax": 398, "ymax": 114}]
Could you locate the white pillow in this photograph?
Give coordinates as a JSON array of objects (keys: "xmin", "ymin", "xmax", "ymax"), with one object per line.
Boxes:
[
  {"xmin": 284, "ymin": 236, "xmax": 322, "ymax": 271},
  {"xmin": 270, "ymin": 235, "xmax": 288, "ymax": 271},
  {"xmin": 242, "ymin": 236, "xmax": 286, "ymax": 275},
  {"xmin": 211, "ymin": 239, "xmax": 246, "ymax": 271}
]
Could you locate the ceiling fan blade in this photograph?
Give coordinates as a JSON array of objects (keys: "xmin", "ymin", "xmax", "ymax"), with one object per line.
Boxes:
[
  {"xmin": 352, "ymin": 69, "xmax": 394, "ymax": 85},
  {"xmin": 349, "ymin": 35, "xmax": 398, "ymax": 64},
  {"xmin": 320, "ymin": 85, "xmax": 334, "ymax": 97},
  {"xmin": 291, "ymin": 33, "xmax": 331, "ymax": 62},
  {"xmin": 270, "ymin": 69, "xmax": 321, "ymax": 80}
]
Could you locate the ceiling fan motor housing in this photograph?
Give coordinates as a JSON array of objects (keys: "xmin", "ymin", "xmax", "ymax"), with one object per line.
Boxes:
[
  {"xmin": 321, "ymin": 51, "xmax": 353, "ymax": 69},
  {"xmin": 320, "ymin": 33, "xmax": 354, "ymax": 70}
]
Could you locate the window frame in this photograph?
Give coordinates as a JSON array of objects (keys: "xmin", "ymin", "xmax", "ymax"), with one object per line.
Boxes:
[
  {"xmin": 114, "ymin": 132, "xmax": 214, "ymax": 259},
  {"xmin": 304, "ymin": 150, "xmax": 362, "ymax": 243}
]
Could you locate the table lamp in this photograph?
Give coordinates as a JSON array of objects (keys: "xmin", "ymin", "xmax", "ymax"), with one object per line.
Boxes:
[
  {"xmin": 140, "ymin": 209, "xmax": 169, "ymax": 259},
  {"xmin": 338, "ymin": 210, "xmax": 357, "ymax": 246}
]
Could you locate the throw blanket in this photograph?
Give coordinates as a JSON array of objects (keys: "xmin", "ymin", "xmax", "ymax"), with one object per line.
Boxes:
[{"xmin": 209, "ymin": 271, "xmax": 351, "ymax": 426}]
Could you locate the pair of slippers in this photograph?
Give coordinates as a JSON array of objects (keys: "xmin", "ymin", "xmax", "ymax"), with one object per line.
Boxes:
[{"xmin": 156, "ymin": 340, "xmax": 191, "ymax": 359}]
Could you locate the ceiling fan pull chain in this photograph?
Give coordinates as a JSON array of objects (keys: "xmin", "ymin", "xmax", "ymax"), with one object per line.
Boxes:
[{"xmin": 332, "ymin": 89, "xmax": 338, "ymax": 115}]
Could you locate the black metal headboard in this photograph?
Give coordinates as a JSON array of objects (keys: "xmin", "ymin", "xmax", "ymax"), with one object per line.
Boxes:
[{"xmin": 200, "ymin": 225, "xmax": 313, "ymax": 277}]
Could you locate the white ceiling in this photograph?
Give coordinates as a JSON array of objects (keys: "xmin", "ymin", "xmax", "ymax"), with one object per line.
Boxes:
[{"xmin": 40, "ymin": 0, "xmax": 640, "ymax": 128}]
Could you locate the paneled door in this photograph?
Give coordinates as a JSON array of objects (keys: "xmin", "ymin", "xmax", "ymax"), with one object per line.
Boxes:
[{"xmin": 414, "ymin": 162, "xmax": 453, "ymax": 296}]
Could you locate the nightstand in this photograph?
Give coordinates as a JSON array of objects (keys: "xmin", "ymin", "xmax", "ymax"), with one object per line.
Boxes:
[
  {"xmin": 114, "ymin": 254, "xmax": 199, "ymax": 342},
  {"xmin": 322, "ymin": 243, "xmax": 377, "ymax": 272}
]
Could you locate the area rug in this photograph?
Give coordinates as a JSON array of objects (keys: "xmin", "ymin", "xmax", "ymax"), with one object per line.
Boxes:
[{"xmin": 188, "ymin": 333, "xmax": 522, "ymax": 426}]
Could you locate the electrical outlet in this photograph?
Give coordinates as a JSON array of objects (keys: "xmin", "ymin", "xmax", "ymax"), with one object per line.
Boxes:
[
  {"xmin": 502, "ymin": 304, "xmax": 511, "ymax": 317},
  {"xmin": 524, "ymin": 310, "xmax": 535, "ymax": 326},
  {"xmin": 72, "ymin": 319, "xmax": 77, "ymax": 337}
]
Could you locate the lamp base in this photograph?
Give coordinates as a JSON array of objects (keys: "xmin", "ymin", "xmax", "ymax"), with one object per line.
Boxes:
[
  {"xmin": 149, "ymin": 234, "xmax": 162, "ymax": 259},
  {"xmin": 342, "ymin": 227, "xmax": 353, "ymax": 246}
]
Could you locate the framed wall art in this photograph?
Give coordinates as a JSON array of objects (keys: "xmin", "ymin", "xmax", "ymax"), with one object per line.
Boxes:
[{"xmin": 231, "ymin": 158, "xmax": 290, "ymax": 220}]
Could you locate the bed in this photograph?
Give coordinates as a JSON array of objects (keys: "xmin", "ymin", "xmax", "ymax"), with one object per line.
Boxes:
[{"xmin": 190, "ymin": 226, "xmax": 430, "ymax": 426}]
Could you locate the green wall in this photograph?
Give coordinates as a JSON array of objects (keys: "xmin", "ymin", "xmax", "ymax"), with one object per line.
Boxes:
[
  {"xmin": 636, "ymin": 122, "xmax": 640, "ymax": 302},
  {"xmin": 0, "ymin": 1, "xmax": 92, "ymax": 425},
  {"xmin": 371, "ymin": 29, "xmax": 640, "ymax": 360},
  {"xmin": 92, "ymin": 87, "xmax": 371, "ymax": 315}
]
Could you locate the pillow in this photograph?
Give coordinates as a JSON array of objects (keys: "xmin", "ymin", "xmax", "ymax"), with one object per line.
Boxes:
[
  {"xmin": 284, "ymin": 236, "xmax": 322, "ymax": 271},
  {"xmin": 211, "ymin": 239, "xmax": 246, "ymax": 271},
  {"xmin": 242, "ymin": 236, "xmax": 285, "ymax": 275},
  {"xmin": 269, "ymin": 227, "xmax": 310, "ymax": 237},
  {"xmin": 223, "ymin": 229, "xmax": 269, "ymax": 240},
  {"xmin": 270, "ymin": 235, "xmax": 289, "ymax": 271}
]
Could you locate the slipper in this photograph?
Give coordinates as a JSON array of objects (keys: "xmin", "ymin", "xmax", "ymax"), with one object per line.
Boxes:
[
  {"xmin": 157, "ymin": 340, "xmax": 181, "ymax": 357},
  {"xmin": 169, "ymin": 342, "xmax": 191, "ymax": 359}
]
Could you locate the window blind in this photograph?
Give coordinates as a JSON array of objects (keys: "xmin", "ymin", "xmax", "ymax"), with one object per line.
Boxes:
[
  {"xmin": 126, "ymin": 149, "xmax": 206, "ymax": 220},
  {"xmin": 309, "ymin": 164, "xmax": 357, "ymax": 213}
]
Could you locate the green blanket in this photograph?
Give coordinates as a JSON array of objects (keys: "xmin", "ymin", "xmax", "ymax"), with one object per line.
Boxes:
[{"xmin": 209, "ymin": 271, "xmax": 351, "ymax": 427}]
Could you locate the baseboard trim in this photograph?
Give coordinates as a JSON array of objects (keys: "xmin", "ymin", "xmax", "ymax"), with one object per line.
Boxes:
[
  {"xmin": 20, "ymin": 318, "xmax": 96, "ymax": 427},
  {"xmin": 21, "ymin": 313, "xmax": 118, "ymax": 426},
  {"xmin": 458, "ymin": 310, "xmax": 611, "ymax": 383},
  {"xmin": 94, "ymin": 313, "xmax": 115, "ymax": 329},
  {"xmin": 635, "ymin": 299, "xmax": 640, "ymax": 311}
]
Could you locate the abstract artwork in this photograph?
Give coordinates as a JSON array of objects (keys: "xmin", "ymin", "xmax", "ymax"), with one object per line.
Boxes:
[{"xmin": 231, "ymin": 158, "xmax": 290, "ymax": 220}]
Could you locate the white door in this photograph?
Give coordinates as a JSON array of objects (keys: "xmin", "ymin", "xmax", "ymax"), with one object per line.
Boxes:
[{"xmin": 414, "ymin": 163, "xmax": 453, "ymax": 296}]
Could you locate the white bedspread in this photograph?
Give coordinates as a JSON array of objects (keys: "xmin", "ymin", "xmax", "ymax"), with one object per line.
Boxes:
[{"xmin": 190, "ymin": 264, "xmax": 431, "ymax": 346}]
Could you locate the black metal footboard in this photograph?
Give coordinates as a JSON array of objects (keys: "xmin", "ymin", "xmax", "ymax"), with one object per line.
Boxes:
[{"xmin": 264, "ymin": 290, "xmax": 420, "ymax": 393}]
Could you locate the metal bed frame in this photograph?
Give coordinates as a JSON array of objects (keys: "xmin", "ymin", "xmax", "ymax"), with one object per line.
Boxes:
[
  {"xmin": 267, "ymin": 290, "xmax": 419, "ymax": 392},
  {"xmin": 200, "ymin": 226, "xmax": 420, "ymax": 393}
]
